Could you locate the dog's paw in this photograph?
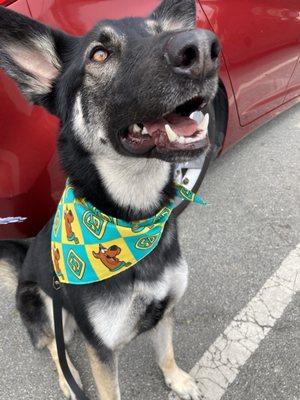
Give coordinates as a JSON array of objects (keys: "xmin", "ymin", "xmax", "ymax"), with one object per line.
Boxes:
[{"xmin": 165, "ymin": 367, "xmax": 202, "ymax": 400}]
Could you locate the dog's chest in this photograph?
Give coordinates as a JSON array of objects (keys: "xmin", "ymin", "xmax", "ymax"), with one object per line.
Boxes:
[{"xmin": 87, "ymin": 259, "xmax": 188, "ymax": 350}]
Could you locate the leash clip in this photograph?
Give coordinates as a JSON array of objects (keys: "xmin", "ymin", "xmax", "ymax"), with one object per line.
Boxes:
[{"xmin": 53, "ymin": 275, "xmax": 61, "ymax": 290}]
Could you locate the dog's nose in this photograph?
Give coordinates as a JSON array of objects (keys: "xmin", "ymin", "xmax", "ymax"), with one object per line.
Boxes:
[{"xmin": 164, "ymin": 29, "xmax": 220, "ymax": 79}]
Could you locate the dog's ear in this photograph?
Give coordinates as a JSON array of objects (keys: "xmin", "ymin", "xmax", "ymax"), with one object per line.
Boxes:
[
  {"xmin": 150, "ymin": 0, "xmax": 196, "ymax": 31},
  {"xmin": 0, "ymin": 6, "xmax": 75, "ymax": 108}
]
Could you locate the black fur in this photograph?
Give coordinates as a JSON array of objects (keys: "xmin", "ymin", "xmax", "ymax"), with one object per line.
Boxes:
[
  {"xmin": 150, "ymin": 0, "xmax": 196, "ymax": 31},
  {"xmin": 139, "ymin": 297, "xmax": 170, "ymax": 334},
  {"xmin": 16, "ymin": 281, "xmax": 53, "ymax": 349},
  {"xmin": 0, "ymin": 239, "xmax": 31, "ymax": 269}
]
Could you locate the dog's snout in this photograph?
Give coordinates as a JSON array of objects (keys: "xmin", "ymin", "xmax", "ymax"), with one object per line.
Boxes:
[{"xmin": 164, "ymin": 30, "xmax": 220, "ymax": 79}]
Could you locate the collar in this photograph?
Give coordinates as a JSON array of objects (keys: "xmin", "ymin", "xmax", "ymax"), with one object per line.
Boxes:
[{"xmin": 51, "ymin": 181, "xmax": 206, "ymax": 285}]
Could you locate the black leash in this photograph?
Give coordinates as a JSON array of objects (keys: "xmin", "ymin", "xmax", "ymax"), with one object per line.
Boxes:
[{"xmin": 52, "ymin": 275, "xmax": 90, "ymax": 400}]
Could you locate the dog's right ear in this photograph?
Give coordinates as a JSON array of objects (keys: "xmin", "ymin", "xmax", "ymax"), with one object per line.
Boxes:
[
  {"xmin": 150, "ymin": 0, "xmax": 196, "ymax": 31},
  {"xmin": 0, "ymin": 6, "xmax": 76, "ymax": 108}
]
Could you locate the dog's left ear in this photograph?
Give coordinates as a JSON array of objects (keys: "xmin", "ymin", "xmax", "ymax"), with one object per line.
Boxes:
[
  {"xmin": 149, "ymin": 0, "xmax": 196, "ymax": 31},
  {"xmin": 0, "ymin": 6, "xmax": 76, "ymax": 109}
]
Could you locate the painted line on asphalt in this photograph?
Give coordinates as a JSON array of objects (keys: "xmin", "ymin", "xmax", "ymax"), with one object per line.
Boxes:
[{"xmin": 169, "ymin": 243, "xmax": 300, "ymax": 400}]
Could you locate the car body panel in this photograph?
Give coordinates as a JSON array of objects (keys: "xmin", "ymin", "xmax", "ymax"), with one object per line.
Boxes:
[
  {"xmin": 285, "ymin": 56, "xmax": 300, "ymax": 102},
  {"xmin": 0, "ymin": 0, "xmax": 299, "ymax": 239},
  {"xmin": 28, "ymin": 0, "xmax": 161, "ymax": 34},
  {"xmin": 199, "ymin": 0, "xmax": 300, "ymax": 126}
]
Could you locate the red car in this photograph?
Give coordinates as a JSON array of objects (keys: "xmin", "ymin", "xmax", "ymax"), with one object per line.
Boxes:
[{"xmin": 0, "ymin": 0, "xmax": 299, "ymax": 239}]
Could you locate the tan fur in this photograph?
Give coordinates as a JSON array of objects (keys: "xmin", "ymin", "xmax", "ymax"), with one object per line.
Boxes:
[
  {"xmin": 0, "ymin": 260, "xmax": 18, "ymax": 293},
  {"xmin": 86, "ymin": 344, "xmax": 121, "ymax": 400},
  {"xmin": 47, "ymin": 340, "xmax": 82, "ymax": 400},
  {"xmin": 40, "ymin": 289, "xmax": 77, "ymax": 346},
  {"xmin": 151, "ymin": 314, "xmax": 201, "ymax": 399}
]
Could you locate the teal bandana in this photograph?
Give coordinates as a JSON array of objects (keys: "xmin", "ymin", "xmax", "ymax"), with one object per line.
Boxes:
[{"xmin": 51, "ymin": 182, "xmax": 206, "ymax": 285}]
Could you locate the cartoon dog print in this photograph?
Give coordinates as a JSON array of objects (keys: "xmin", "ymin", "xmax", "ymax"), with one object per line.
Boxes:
[
  {"xmin": 64, "ymin": 207, "xmax": 79, "ymax": 244},
  {"xmin": 52, "ymin": 245, "xmax": 64, "ymax": 279},
  {"xmin": 92, "ymin": 244, "xmax": 131, "ymax": 271}
]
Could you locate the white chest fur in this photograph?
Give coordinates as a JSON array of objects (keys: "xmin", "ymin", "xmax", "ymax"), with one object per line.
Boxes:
[
  {"xmin": 94, "ymin": 155, "xmax": 171, "ymax": 213},
  {"xmin": 88, "ymin": 259, "xmax": 188, "ymax": 350}
]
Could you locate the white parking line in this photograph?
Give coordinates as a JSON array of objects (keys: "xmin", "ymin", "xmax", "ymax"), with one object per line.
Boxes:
[{"xmin": 169, "ymin": 243, "xmax": 300, "ymax": 400}]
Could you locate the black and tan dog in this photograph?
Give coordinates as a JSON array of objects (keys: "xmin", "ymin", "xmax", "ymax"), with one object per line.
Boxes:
[{"xmin": 0, "ymin": 1, "xmax": 219, "ymax": 399}]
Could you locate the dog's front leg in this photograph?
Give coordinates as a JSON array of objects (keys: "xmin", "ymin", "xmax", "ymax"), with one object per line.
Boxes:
[
  {"xmin": 151, "ymin": 313, "xmax": 201, "ymax": 400},
  {"xmin": 47, "ymin": 339, "xmax": 83, "ymax": 400},
  {"xmin": 86, "ymin": 344, "xmax": 121, "ymax": 400}
]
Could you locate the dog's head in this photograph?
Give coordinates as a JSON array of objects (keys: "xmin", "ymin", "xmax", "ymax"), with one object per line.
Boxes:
[{"xmin": 0, "ymin": 0, "xmax": 220, "ymax": 164}]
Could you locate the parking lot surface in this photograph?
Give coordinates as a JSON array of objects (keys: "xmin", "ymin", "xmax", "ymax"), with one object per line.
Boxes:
[{"xmin": 0, "ymin": 103, "xmax": 299, "ymax": 400}]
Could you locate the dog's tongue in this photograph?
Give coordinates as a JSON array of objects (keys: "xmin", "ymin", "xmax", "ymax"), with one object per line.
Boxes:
[{"xmin": 144, "ymin": 113, "xmax": 197, "ymax": 137}]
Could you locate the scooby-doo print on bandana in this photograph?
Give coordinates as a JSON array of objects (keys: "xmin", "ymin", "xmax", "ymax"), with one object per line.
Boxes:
[
  {"xmin": 64, "ymin": 208, "xmax": 79, "ymax": 244},
  {"xmin": 52, "ymin": 245, "xmax": 65, "ymax": 281},
  {"xmin": 51, "ymin": 181, "xmax": 206, "ymax": 284},
  {"xmin": 92, "ymin": 244, "xmax": 131, "ymax": 271}
]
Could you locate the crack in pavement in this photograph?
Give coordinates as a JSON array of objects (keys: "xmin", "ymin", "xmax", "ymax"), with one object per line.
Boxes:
[{"xmin": 168, "ymin": 244, "xmax": 300, "ymax": 400}]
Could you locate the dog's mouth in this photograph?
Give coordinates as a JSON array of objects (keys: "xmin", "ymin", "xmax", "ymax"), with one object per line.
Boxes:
[{"xmin": 119, "ymin": 96, "xmax": 210, "ymax": 155}]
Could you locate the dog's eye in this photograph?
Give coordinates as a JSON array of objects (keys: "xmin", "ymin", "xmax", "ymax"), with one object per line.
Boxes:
[{"xmin": 91, "ymin": 47, "xmax": 110, "ymax": 63}]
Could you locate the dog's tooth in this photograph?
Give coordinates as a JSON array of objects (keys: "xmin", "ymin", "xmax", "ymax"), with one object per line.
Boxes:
[
  {"xmin": 190, "ymin": 111, "xmax": 204, "ymax": 124},
  {"xmin": 197, "ymin": 130, "xmax": 207, "ymax": 141},
  {"xmin": 165, "ymin": 124, "xmax": 178, "ymax": 142},
  {"xmin": 197, "ymin": 113, "xmax": 209, "ymax": 131},
  {"xmin": 142, "ymin": 127, "xmax": 148, "ymax": 135},
  {"xmin": 132, "ymin": 124, "xmax": 142, "ymax": 134}
]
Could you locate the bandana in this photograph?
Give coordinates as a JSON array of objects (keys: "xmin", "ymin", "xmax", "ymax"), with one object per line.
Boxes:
[{"xmin": 51, "ymin": 181, "xmax": 206, "ymax": 285}]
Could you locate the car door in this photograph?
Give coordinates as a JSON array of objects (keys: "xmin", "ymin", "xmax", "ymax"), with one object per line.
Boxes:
[
  {"xmin": 285, "ymin": 56, "xmax": 300, "ymax": 102},
  {"xmin": 199, "ymin": 0, "xmax": 300, "ymax": 125}
]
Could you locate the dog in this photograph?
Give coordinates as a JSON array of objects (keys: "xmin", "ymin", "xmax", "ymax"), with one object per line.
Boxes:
[{"xmin": 0, "ymin": 1, "xmax": 219, "ymax": 399}]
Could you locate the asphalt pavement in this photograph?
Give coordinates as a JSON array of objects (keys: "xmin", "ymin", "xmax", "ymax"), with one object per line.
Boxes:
[{"xmin": 0, "ymin": 103, "xmax": 299, "ymax": 400}]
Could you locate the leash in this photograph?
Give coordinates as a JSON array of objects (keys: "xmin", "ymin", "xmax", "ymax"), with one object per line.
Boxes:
[{"xmin": 52, "ymin": 275, "xmax": 90, "ymax": 400}]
